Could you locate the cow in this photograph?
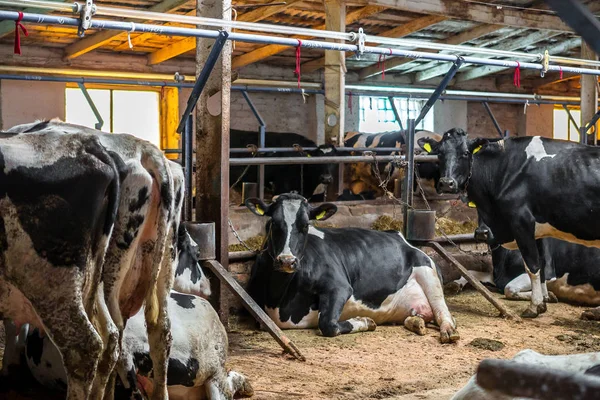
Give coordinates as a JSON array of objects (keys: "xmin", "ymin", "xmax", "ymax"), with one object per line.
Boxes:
[
  {"xmin": 452, "ymin": 349, "xmax": 600, "ymax": 400},
  {"xmin": 0, "ymin": 128, "xmax": 121, "ymax": 399},
  {"xmin": 419, "ymin": 129, "xmax": 600, "ymax": 319},
  {"xmin": 450, "ymin": 222, "xmax": 600, "ymax": 307},
  {"xmin": 19, "ymin": 290, "xmax": 253, "ymax": 400},
  {"xmin": 230, "ymin": 129, "xmax": 337, "ymax": 201},
  {"xmin": 342, "ymin": 130, "xmax": 441, "ymax": 199},
  {"xmin": 244, "ymin": 193, "xmax": 459, "ymax": 343},
  {"xmin": 173, "ymin": 223, "xmax": 212, "ymax": 299},
  {"xmin": 5, "ymin": 120, "xmax": 179, "ymax": 399}
]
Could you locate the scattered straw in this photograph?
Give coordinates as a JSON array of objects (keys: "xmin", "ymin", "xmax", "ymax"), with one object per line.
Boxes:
[
  {"xmin": 228, "ymin": 235, "xmax": 265, "ymax": 252},
  {"xmin": 371, "ymin": 215, "xmax": 403, "ymax": 231},
  {"xmin": 435, "ymin": 217, "xmax": 478, "ymax": 236}
]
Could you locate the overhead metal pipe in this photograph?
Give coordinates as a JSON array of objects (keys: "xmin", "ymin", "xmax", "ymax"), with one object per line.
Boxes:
[
  {"xmin": 229, "ymin": 155, "xmax": 438, "ymax": 166},
  {"xmin": 230, "ymin": 146, "xmax": 404, "ymax": 153},
  {"xmin": 2, "ymin": 11, "xmax": 600, "ymax": 77}
]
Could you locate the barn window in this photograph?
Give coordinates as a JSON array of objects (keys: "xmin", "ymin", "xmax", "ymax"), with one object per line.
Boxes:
[
  {"xmin": 359, "ymin": 96, "xmax": 433, "ymax": 133},
  {"xmin": 553, "ymin": 108, "xmax": 580, "ymax": 142},
  {"xmin": 65, "ymin": 88, "xmax": 161, "ymax": 147}
]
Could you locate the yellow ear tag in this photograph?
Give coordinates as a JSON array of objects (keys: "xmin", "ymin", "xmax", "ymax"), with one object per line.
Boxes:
[
  {"xmin": 472, "ymin": 145, "xmax": 482, "ymax": 154},
  {"xmin": 316, "ymin": 210, "xmax": 326, "ymax": 220},
  {"xmin": 423, "ymin": 143, "xmax": 432, "ymax": 153},
  {"xmin": 255, "ymin": 205, "xmax": 265, "ymax": 215},
  {"xmin": 468, "ymin": 201, "xmax": 477, "ymax": 208},
  {"xmin": 306, "ymin": 154, "xmax": 312, "ymax": 158}
]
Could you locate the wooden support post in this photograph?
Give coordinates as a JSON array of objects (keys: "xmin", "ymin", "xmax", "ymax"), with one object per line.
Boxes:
[
  {"xmin": 580, "ymin": 42, "xmax": 598, "ymax": 145},
  {"xmin": 195, "ymin": 0, "xmax": 232, "ymax": 326},
  {"xmin": 426, "ymin": 242, "xmax": 521, "ymax": 321},
  {"xmin": 160, "ymin": 87, "xmax": 180, "ymax": 160},
  {"xmin": 323, "ymin": 0, "xmax": 345, "ymax": 146},
  {"xmin": 203, "ymin": 260, "xmax": 305, "ymax": 361}
]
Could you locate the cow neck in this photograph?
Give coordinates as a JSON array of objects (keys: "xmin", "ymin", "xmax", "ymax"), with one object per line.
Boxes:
[{"xmin": 464, "ymin": 145, "xmax": 504, "ymax": 208}]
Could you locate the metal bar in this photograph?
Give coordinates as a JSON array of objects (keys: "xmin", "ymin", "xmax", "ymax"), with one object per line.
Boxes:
[
  {"xmin": 477, "ymin": 358, "xmax": 600, "ymax": 400},
  {"xmin": 402, "ymin": 119, "xmax": 416, "ymax": 237},
  {"xmin": 415, "ymin": 58, "xmax": 464, "ymax": 126},
  {"xmin": 388, "ymin": 96, "xmax": 404, "ymax": 131},
  {"xmin": 77, "ymin": 82, "xmax": 103, "ymax": 130},
  {"xmin": 544, "ymin": 0, "xmax": 600, "ymax": 57},
  {"xmin": 481, "ymin": 102, "xmax": 504, "ymax": 138},
  {"xmin": 562, "ymin": 104, "xmax": 580, "ymax": 132},
  {"xmin": 3, "ymin": 11, "xmax": 600, "ymax": 77},
  {"xmin": 426, "ymin": 241, "xmax": 521, "ymax": 321},
  {"xmin": 230, "ymin": 146, "xmax": 404, "ymax": 153},
  {"xmin": 432, "ymin": 233, "xmax": 477, "ymax": 244},
  {"xmin": 241, "ymin": 91, "xmax": 267, "ymax": 201},
  {"xmin": 182, "ymin": 115, "xmax": 193, "ymax": 221},
  {"xmin": 229, "ymin": 155, "xmax": 438, "ymax": 166},
  {"xmin": 202, "ymin": 259, "xmax": 305, "ymax": 361},
  {"xmin": 584, "ymin": 109, "xmax": 600, "ymax": 134},
  {"xmin": 177, "ymin": 30, "xmax": 229, "ymax": 134}
]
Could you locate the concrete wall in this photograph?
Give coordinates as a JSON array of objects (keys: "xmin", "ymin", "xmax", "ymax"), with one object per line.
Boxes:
[
  {"xmin": 434, "ymin": 100, "xmax": 467, "ymax": 133},
  {"xmin": 0, "ymin": 80, "xmax": 66, "ymax": 129}
]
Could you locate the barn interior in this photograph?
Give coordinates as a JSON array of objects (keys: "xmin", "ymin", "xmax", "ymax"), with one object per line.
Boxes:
[{"xmin": 0, "ymin": 0, "xmax": 600, "ymax": 399}]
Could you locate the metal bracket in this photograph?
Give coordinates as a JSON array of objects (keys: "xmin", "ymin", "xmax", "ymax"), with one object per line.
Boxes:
[
  {"xmin": 355, "ymin": 27, "xmax": 366, "ymax": 60},
  {"xmin": 541, "ymin": 50, "xmax": 550, "ymax": 77},
  {"xmin": 174, "ymin": 72, "xmax": 186, "ymax": 83},
  {"xmin": 77, "ymin": 0, "xmax": 95, "ymax": 37},
  {"xmin": 77, "ymin": 82, "xmax": 103, "ymax": 130}
]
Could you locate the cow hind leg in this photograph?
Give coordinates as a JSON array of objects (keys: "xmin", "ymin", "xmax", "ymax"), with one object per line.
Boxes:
[
  {"xmin": 413, "ymin": 266, "xmax": 459, "ymax": 344},
  {"xmin": 206, "ymin": 370, "xmax": 234, "ymax": 400},
  {"xmin": 227, "ymin": 371, "xmax": 254, "ymax": 398},
  {"xmin": 512, "ymin": 221, "xmax": 546, "ymax": 318},
  {"xmin": 404, "ymin": 313, "xmax": 427, "ymax": 336}
]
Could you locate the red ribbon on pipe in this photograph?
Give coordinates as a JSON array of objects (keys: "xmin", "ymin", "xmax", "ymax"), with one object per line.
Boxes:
[
  {"xmin": 513, "ymin": 61, "xmax": 521, "ymax": 88},
  {"xmin": 14, "ymin": 12, "xmax": 28, "ymax": 55},
  {"xmin": 377, "ymin": 49, "xmax": 393, "ymax": 80},
  {"xmin": 294, "ymin": 39, "xmax": 302, "ymax": 89}
]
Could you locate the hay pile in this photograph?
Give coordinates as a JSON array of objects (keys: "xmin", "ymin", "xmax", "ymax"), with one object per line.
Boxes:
[
  {"xmin": 228, "ymin": 235, "xmax": 265, "ymax": 252},
  {"xmin": 371, "ymin": 215, "xmax": 403, "ymax": 231},
  {"xmin": 435, "ymin": 217, "xmax": 478, "ymax": 236},
  {"xmin": 313, "ymin": 221, "xmax": 336, "ymax": 229}
]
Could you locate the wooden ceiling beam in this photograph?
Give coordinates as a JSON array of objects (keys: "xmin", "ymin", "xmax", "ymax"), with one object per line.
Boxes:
[
  {"xmin": 147, "ymin": 0, "xmax": 302, "ymax": 65},
  {"xmin": 229, "ymin": 4, "xmax": 385, "ymax": 70}
]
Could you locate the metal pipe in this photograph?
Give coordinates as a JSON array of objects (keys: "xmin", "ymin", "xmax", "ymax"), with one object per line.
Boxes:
[
  {"xmin": 3, "ymin": 11, "xmax": 600, "ymax": 77},
  {"xmin": 230, "ymin": 146, "xmax": 404, "ymax": 153},
  {"xmin": 241, "ymin": 90, "xmax": 266, "ymax": 200},
  {"xmin": 388, "ymin": 96, "xmax": 403, "ymax": 131},
  {"xmin": 415, "ymin": 58, "xmax": 464, "ymax": 125},
  {"xmin": 402, "ymin": 119, "xmax": 416, "ymax": 237},
  {"xmin": 229, "ymin": 155, "xmax": 438, "ymax": 166},
  {"xmin": 481, "ymin": 102, "xmax": 504, "ymax": 138},
  {"xmin": 183, "ymin": 115, "xmax": 193, "ymax": 221},
  {"xmin": 177, "ymin": 30, "xmax": 229, "ymax": 134},
  {"xmin": 562, "ymin": 104, "xmax": 580, "ymax": 132},
  {"xmin": 77, "ymin": 82, "xmax": 103, "ymax": 130}
]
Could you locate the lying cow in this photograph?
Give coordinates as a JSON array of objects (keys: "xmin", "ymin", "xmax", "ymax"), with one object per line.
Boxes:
[
  {"xmin": 245, "ymin": 193, "xmax": 459, "ymax": 343},
  {"xmin": 21, "ymin": 290, "xmax": 253, "ymax": 400},
  {"xmin": 230, "ymin": 129, "xmax": 336, "ymax": 201},
  {"xmin": 452, "ymin": 349, "xmax": 600, "ymax": 400},
  {"xmin": 419, "ymin": 129, "xmax": 600, "ymax": 319}
]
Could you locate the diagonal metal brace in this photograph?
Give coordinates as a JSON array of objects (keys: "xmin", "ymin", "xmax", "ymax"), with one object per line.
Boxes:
[
  {"xmin": 77, "ymin": 82, "xmax": 103, "ymax": 130},
  {"xmin": 416, "ymin": 57, "xmax": 464, "ymax": 126}
]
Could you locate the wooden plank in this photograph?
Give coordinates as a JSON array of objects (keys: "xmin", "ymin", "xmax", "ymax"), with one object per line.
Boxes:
[
  {"xmin": 230, "ymin": 4, "xmax": 385, "ymax": 70},
  {"xmin": 148, "ymin": 0, "xmax": 301, "ymax": 65},
  {"xmin": 352, "ymin": 0, "xmax": 572, "ymax": 32},
  {"xmin": 426, "ymin": 241, "xmax": 521, "ymax": 321},
  {"xmin": 580, "ymin": 42, "xmax": 598, "ymax": 141},
  {"xmin": 358, "ymin": 24, "xmax": 503, "ymax": 80},
  {"xmin": 63, "ymin": 0, "xmax": 191, "ymax": 59},
  {"xmin": 203, "ymin": 260, "xmax": 305, "ymax": 361},
  {"xmin": 456, "ymin": 37, "xmax": 581, "ymax": 83},
  {"xmin": 324, "ymin": 0, "xmax": 345, "ymax": 146},
  {"xmin": 303, "ymin": 14, "xmax": 445, "ymax": 73}
]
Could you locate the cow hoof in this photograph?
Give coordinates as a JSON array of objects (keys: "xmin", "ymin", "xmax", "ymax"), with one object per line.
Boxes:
[
  {"xmin": 404, "ymin": 315, "xmax": 427, "ymax": 336},
  {"xmin": 239, "ymin": 380, "xmax": 254, "ymax": 397},
  {"xmin": 440, "ymin": 322, "xmax": 460, "ymax": 344},
  {"xmin": 545, "ymin": 292, "xmax": 559, "ymax": 303},
  {"xmin": 581, "ymin": 308, "xmax": 600, "ymax": 321},
  {"xmin": 443, "ymin": 282, "xmax": 463, "ymax": 296},
  {"xmin": 521, "ymin": 306, "xmax": 539, "ymax": 318},
  {"xmin": 363, "ymin": 317, "xmax": 377, "ymax": 331},
  {"xmin": 538, "ymin": 302, "xmax": 548, "ymax": 314}
]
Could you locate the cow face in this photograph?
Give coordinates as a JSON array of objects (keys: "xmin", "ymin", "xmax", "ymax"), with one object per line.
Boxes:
[
  {"xmin": 175, "ymin": 224, "xmax": 212, "ymax": 299},
  {"xmin": 418, "ymin": 128, "xmax": 488, "ymax": 194},
  {"xmin": 309, "ymin": 144, "xmax": 337, "ymax": 185},
  {"xmin": 246, "ymin": 193, "xmax": 337, "ymax": 272}
]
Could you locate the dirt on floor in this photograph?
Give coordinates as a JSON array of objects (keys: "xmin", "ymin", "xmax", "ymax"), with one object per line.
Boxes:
[{"xmin": 2, "ymin": 290, "xmax": 600, "ymax": 400}]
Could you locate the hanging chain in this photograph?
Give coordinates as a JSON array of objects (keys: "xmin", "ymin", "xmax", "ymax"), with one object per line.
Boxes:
[{"xmin": 228, "ymin": 218, "xmax": 257, "ymax": 253}]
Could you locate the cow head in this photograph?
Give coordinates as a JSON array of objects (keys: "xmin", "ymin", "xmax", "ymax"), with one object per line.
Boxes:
[
  {"xmin": 308, "ymin": 144, "xmax": 337, "ymax": 185},
  {"xmin": 174, "ymin": 224, "xmax": 212, "ymax": 299},
  {"xmin": 418, "ymin": 128, "xmax": 488, "ymax": 194},
  {"xmin": 246, "ymin": 193, "xmax": 337, "ymax": 273}
]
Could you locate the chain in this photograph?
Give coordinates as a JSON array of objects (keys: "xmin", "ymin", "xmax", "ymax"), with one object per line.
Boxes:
[{"xmin": 228, "ymin": 218, "xmax": 257, "ymax": 253}]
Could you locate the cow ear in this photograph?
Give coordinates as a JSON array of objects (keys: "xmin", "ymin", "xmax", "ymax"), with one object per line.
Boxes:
[
  {"xmin": 468, "ymin": 138, "xmax": 489, "ymax": 155},
  {"xmin": 245, "ymin": 198, "xmax": 271, "ymax": 217},
  {"xmin": 309, "ymin": 203, "xmax": 337, "ymax": 221},
  {"xmin": 417, "ymin": 137, "xmax": 439, "ymax": 154}
]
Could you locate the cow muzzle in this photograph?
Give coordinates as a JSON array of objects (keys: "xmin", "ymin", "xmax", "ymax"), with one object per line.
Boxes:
[
  {"xmin": 438, "ymin": 177, "xmax": 458, "ymax": 193},
  {"xmin": 276, "ymin": 254, "xmax": 298, "ymax": 272},
  {"xmin": 320, "ymin": 174, "xmax": 333, "ymax": 184},
  {"xmin": 474, "ymin": 227, "xmax": 489, "ymax": 242}
]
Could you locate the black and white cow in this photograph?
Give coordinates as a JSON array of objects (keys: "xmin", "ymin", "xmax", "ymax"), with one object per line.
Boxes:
[
  {"xmin": 244, "ymin": 193, "xmax": 459, "ymax": 342},
  {"xmin": 419, "ymin": 129, "xmax": 600, "ymax": 319},
  {"xmin": 0, "ymin": 128, "xmax": 121, "ymax": 399},
  {"xmin": 452, "ymin": 349, "xmax": 600, "ymax": 400},
  {"xmin": 5, "ymin": 119, "xmax": 179, "ymax": 399},
  {"xmin": 173, "ymin": 223, "xmax": 212, "ymax": 300},
  {"xmin": 230, "ymin": 129, "xmax": 337, "ymax": 201},
  {"xmin": 21, "ymin": 290, "xmax": 253, "ymax": 400}
]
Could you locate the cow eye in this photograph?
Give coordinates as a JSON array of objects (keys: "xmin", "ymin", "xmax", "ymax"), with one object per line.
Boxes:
[{"xmin": 463, "ymin": 151, "xmax": 470, "ymax": 157}]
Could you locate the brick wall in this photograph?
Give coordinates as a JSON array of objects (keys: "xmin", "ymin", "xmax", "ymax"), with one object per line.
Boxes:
[{"xmin": 467, "ymin": 102, "xmax": 521, "ymax": 138}]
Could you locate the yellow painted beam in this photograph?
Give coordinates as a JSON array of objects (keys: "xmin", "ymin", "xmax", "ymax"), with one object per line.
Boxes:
[{"xmin": 160, "ymin": 87, "xmax": 179, "ymax": 159}]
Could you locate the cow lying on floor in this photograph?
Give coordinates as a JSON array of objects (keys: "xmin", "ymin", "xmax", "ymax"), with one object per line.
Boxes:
[
  {"xmin": 245, "ymin": 193, "xmax": 459, "ymax": 343},
  {"xmin": 18, "ymin": 290, "xmax": 253, "ymax": 400},
  {"xmin": 451, "ymin": 349, "xmax": 600, "ymax": 400}
]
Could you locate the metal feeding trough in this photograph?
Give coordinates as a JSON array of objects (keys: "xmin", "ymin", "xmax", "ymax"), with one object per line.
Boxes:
[
  {"xmin": 405, "ymin": 210, "xmax": 436, "ymax": 242},
  {"xmin": 184, "ymin": 222, "xmax": 216, "ymax": 260}
]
